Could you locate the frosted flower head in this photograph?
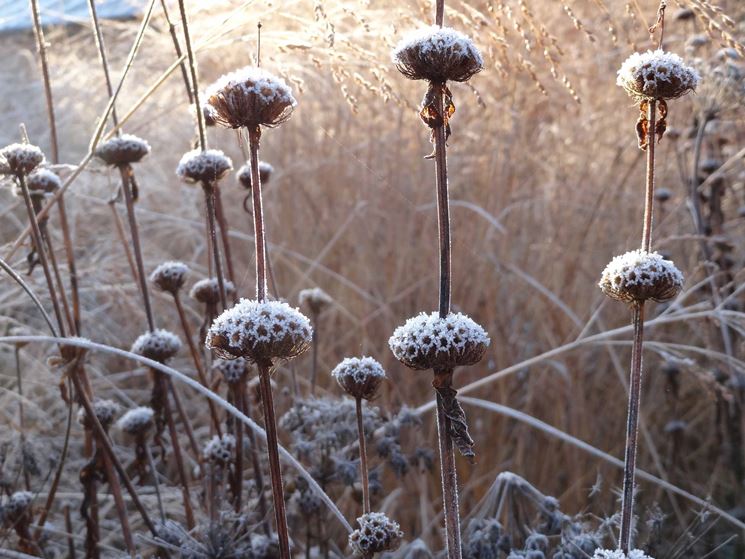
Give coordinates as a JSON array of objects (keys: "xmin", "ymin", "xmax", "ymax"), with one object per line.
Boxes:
[
  {"xmin": 195, "ymin": 102, "xmax": 218, "ymax": 127},
  {"xmin": 77, "ymin": 399, "xmax": 120, "ymax": 431},
  {"xmin": 237, "ymin": 161, "xmax": 274, "ymax": 190},
  {"xmin": 2, "ymin": 491, "xmax": 33, "ymax": 523},
  {"xmin": 176, "ymin": 149, "xmax": 233, "ymax": 184},
  {"xmin": 348, "ymin": 512, "xmax": 403, "ymax": 557},
  {"xmin": 190, "ymin": 277, "xmax": 236, "ymax": 305},
  {"xmin": 149, "ymin": 261, "xmax": 189, "ymax": 294},
  {"xmin": 95, "ymin": 134, "xmax": 150, "ymax": 166},
  {"xmin": 599, "ymin": 250, "xmax": 684, "ymax": 303},
  {"xmin": 332, "ymin": 356, "xmax": 387, "ymax": 400},
  {"xmin": 0, "ymin": 143, "xmax": 44, "ymax": 176},
  {"xmin": 206, "ymin": 67, "xmax": 297, "ymax": 129},
  {"xmin": 389, "ymin": 312, "xmax": 490, "ymax": 371},
  {"xmin": 393, "ymin": 25, "xmax": 483, "ymax": 83},
  {"xmin": 592, "ymin": 550, "xmax": 654, "ymax": 559},
  {"xmin": 203, "ymin": 434, "xmax": 236, "ymax": 464},
  {"xmin": 131, "ymin": 329, "xmax": 182, "ymax": 363},
  {"xmin": 298, "ymin": 287, "xmax": 333, "ymax": 316},
  {"xmin": 617, "ymin": 50, "xmax": 699, "ymax": 101},
  {"xmin": 206, "ymin": 299, "xmax": 312, "ymax": 363},
  {"xmin": 213, "ymin": 357, "xmax": 250, "ymax": 384},
  {"xmin": 26, "ymin": 169, "xmax": 61, "ymax": 195},
  {"xmin": 117, "ymin": 406, "xmax": 155, "ymax": 436}
]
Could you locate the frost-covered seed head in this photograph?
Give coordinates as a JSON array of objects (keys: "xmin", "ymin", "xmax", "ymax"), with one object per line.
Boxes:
[
  {"xmin": 78, "ymin": 399, "xmax": 120, "ymax": 431},
  {"xmin": 206, "ymin": 67, "xmax": 297, "ymax": 129},
  {"xmin": 150, "ymin": 261, "xmax": 189, "ymax": 294},
  {"xmin": 213, "ymin": 357, "xmax": 250, "ymax": 384},
  {"xmin": 389, "ymin": 312, "xmax": 490, "ymax": 371},
  {"xmin": 298, "ymin": 287, "xmax": 333, "ymax": 316},
  {"xmin": 206, "ymin": 299, "xmax": 312, "ymax": 363},
  {"xmin": 197, "ymin": 103, "xmax": 218, "ymax": 127},
  {"xmin": 95, "ymin": 134, "xmax": 150, "ymax": 166},
  {"xmin": 190, "ymin": 277, "xmax": 236, "ymax": 305},
  {"xmin": 176, "ymin": 149, "xmax": 233, "ymax": 184},
  {"xmin": 237, "ymin": 161, "xmax": 274, "ymax": 190},
  {"xmin": 393, "ymin": 26, "xmax": 483, "ymax": 83},
  {"xmin": 592, "ymin": 550, "xmax": 654, "ymax": 559},
  {"xmin": 348, "ymin": 512, "xmax": 403, "ymax": 557},
  {"xmin": 332, "ymin": 356, "xmax": 386, "ymax": 400},
  {"xmin": 203, "ymin": 434, "xmax": 236, "ymax": 464},
  {"xmin": 117, "ymin": 406, "xmax": 155, "ymax": 436},
  {"xmin": 599, "ymin": 250, "xmax": 684, "ymax": 303},
  {"xmin": 131, "ymin": 329, "xmax": 182, "ymax": 363},
  {"xmin": 617, "ymin": 50, "xmax": 699, "ymax": 101},
  {"xmin": 0, "ymin": 143, "xmax": 44, "ymax": 176},
  {"xmin": 26, "ymin": 169, "xmax": 61, "ymax": 195},
  {"xmin": 654, "ymin": 188, "xmax": 672, "ymax": 203},
  {"xmin": 2, "ymin": 491, "xmax": 33, "ymax": 523}
]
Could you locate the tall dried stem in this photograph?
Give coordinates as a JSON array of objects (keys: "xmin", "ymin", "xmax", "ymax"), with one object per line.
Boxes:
[{"xmin": 355, "ymin": 397, "xmax": 371, "ymax": 514}]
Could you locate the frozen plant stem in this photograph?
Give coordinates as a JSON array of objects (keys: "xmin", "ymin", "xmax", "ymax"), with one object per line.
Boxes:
[
  {"xmin": 240, "ymin": 383, "xmax": 271, "ymax": 534},
  {"xmin": 158, "ymin": 0, "xmax": 193, "ymax": 104},
  {"xmin": 355, "ymin": 397, "xmax": 371, "ymax": 514},
  {"xmin": 203, "ymin": 185, "xmax": 228, "ymax": 310},
  {"xmin": 248, "ymin": 128, "xmax": 268, "ymax": 301},
  {"xmin": 641, "ymin": 100, "xmax": 656, "ymax": 253}
]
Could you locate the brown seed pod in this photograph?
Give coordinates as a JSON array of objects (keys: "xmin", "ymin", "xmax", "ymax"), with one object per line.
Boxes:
[
  {"xmin": 26, "ymin": 169, "xmax": 61, "ymax": 195},
  {"xmin": 95, "ymin": 134, "xmax": 151, "ymax": 166},
  {"xmin": 617, "ymin": 50, "xmax": 699, "ymax": 101},
  {"xmin": 190, "ymin": 277, "xmax": 236, "ymax": 305},
  {"xmin": 599, "ymin": 250, "xmax": 684, "ymax": 303},
  {"xmin": 203, "ymin": 434, "xmax": 236, "ymax": 465},
  {"xmin": 131, "ymin": 329, "xmax": 182, "ymax": 363},
  {"xmin": 149, "ymin": 261, "xmax": 189, "ymax": 295},
  {"xmin": 77, "ymin": 399, "xmax": 120, "ymax": 432},
  {"xmin": 332, "ymin": 356, "xmax": 386, "ymax": 400},
  {"xmin": 237, "ymin": 161, "xmax": 274, "ymax": 190},
  {"xmin": 176, "ymin": 149, "xmax": 233, "ymax": 184},
  {"xmin": 213, "ymin": 357, "xmax": 250, "ymax": 385},
  {"xmin": 0, "ymin": 143, "xmax": 44, "ymax": 176},
  {"xmin": 117, "ymin": 406, "xmax": 155, "ymax": 437},
  {"xmin": 348, "ymin": 512, "xmax": 403, "ymax": 557},
  {"xmin": 298, "ymin": 287, "xmax": 333, "ymax": 316}
]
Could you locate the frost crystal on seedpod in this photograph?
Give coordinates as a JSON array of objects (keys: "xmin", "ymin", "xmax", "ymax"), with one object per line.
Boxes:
[
  {"xmin": 332, "ymin": 356, "xmax": 387, "ymax": 400},
  {"xmin": 599, "ymin": 250, "xmax": 684, "ymax": 303},
  {"xmin": 298, "ymin": 287, "xmax": 333, "ymax": 316},
  {"xmin": 206, "ymin": 299, "xmax": 312, "ymax": 363},
  {"xmin": 592, "ymin": 550, "xmax": 655, "ymax": 559},
  {"xmin": 77, "ymin": 399, "xmax": 120, "ymax": 431},
  {"xmin": 617, "ymin": 50, "xmax": 699, "ymax": 101},
  {"xmin": 0, "ymin": 143, "xmax": 44, "ymax": 176},
  {"xmin": 393, "ymin": 25, "xmax": 483, "ymax": 83},
  {"xmin": 205, "ymin": 66, "xmax": 297, "ymax": 129},
  {"xmin": 190, "ymin": 277, "xmax": 236, "ymax": 305},
  {"xmin": 237, "ymin": 161, "xmax": 274, "ymax": 190},
  {"xmin": 150, "ymin": 261, "xmax": 189, "ymax": 295},
  {"xmin": 176, "ymin": 149, "xmax": 233, "ymax": 184},
  {"xmin": 348, "ymin": 512, "xmax": 403, "ymax": 557},
  {"xmin": 131, "ymin": 329, "xmax": 182, "ymax": 363},
  {"xmin": 193, "ymin": 102, "xmax": 218, "ymax": 127},
  {"xmin": 2, "ymin": 491, "xmax": 33, "ymax": 523},
  {"xmin": 213, "ymin": 357, "xmax": 250, "ymax": 385},
  {"xmin": 389, "ymin": 312, "xmax": 490, "ymax": 371},
  {"xmin": 203, "ymin": 433, "xmax": 236, "ymax": 464},
  {"xmin": 26, "ymin": 169, "xmax": 61, "ymax": 194},
  {"xmin": 117, "ymin": 406, "xmax": 155, "ymax": 436},
  {"xmin": 95, "ymin": 134, "xmax": 150, "ymax": 166}
]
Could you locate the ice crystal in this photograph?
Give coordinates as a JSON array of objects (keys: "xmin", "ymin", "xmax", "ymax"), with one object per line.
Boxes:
[
  {"xmin": 131, "ymin": 329, "xmax": 182, "ymax": 363},
  {"xmin": 617, "ymin": 50, "xmax": 699, "ymax": 100},
  {"xmin": 176, "ymin": 149, "xmax": 233, "ymax": 184},
  {"xmin": 117, "ymin": 406, "xmax": 155, "ymax": 436},
  {"xmin": 599, "ymin": 250, "xmax": 683, "ymax": 303},
  {"xmin": 95, "ymin": 134, "xmax": 150, "ymax": 165},
  {"xmin": 203, "ymin": 434, "xmax": 236, "ymax": 464},
  {"xmin": 348, "ymin": 512, "xmax": 403, "ymax": 556},
  {"xmin": 150, "ymin": 261, "xmax": 189, "ymax": 294},
  {"xmin": 332, "ymin": 356, "xmax": 386, "ymax": 400},
  {"xmin": 0, "ymin": 143, "xmax": 44, "ymax": 176}
]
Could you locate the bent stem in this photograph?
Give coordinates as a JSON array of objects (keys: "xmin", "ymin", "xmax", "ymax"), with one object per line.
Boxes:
[
  {"xmin": 248, "ymin": 128, "xmax": 267, "ymax": 301},
  {"xmin": 355, "ymin": 397, "xmax": 371, "ymax": 514}
]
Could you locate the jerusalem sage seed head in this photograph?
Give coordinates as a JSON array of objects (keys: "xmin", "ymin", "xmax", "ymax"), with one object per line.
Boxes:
[
  {"xmin": 298, "ymin": 287, "xmax": 333, "ymax": 316},
  {"xmin": 237, "ymin": 161, "xmax": 274, "ymax": 190},
  {"xmin": 131, "ymin": 329, "xmax": 182, "ymax": 363},
  {"xmin": 150, "ymin": 261, "xmax": 190, "ymax": 295},
  {"xmin": 598, "ymin": 250, "xmax": 684, "ymax": 304},
  {"xmin": 332, "ymin": 356, "xmax": 387, "ymax": 400},
  {"xmin": 617, "ymin": 50, "xmax": 699, "ymax": 101},
  {"xmin": 0, "ymin": 143, "xmax": 44, "ymax": 177},
  {"xmin": 176, "ymin": 149, "xmax": 233, "ymax": 184},
  {"xmin": 117, "ymin": 406, "xmax": 155, "ymax": 437},
  {"xmin": 95, "ymin": 134, "xmax": 151, "ymax": 166},
  {"xmin": 213, "ymin": 357, "xmax": 250, "ymax": 385},
  {"xmin": 190, "ymin": 277, "xmax": 236, "ymax": 305},
  {"xmin": 348, "ymin": 512, "xmax": 403, "ymax": 557}
]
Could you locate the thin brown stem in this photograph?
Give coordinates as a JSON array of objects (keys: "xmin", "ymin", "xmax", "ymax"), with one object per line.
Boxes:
[
  {"xmin": 100, "ymin": 445, "xmax": 136, "ymax": 555},
  {"xmin": 14, "ymin": 347, "xmax": 30, "ymax": 490},
  {"xmin": 203, "ymin": 184, "xmax": 228, "ymax": 310},
  {"xmin": 39, "ymin": 222, "xmax": 75, "ymax": 335},
  {"xmin": 167, "ymin": 376, "xmax": 201, "ymax": 462},
  {"xmin": 233, "ymin": 384, "xmax": 245, "ymax": 512},
  {"xmin": 108, "ymin": 198, "xmax": 140, "ymax": 285},
  {"xmin": 159, "ymin": 0, "xmax": 193, "ymax": 104},
  {"xmin": 248, "ymin": 128, "xmax": 267, "ymax": 301},
  {"xmin": 86, "ymin": 0, "xmax": 120, "ymax": 129},
  {"xmin": 56, "ymin": 198, "xmax": 81, "ymax": 335},
  {"xmin": 435, "ymin": 374, "xmax": 462, "ymax": 559},
  {"xmin": 355, "ymin": 397, "xmax": 371, "ymax": 514},
  {"xmin": 176, "ymin": 0, "xmax": 206, "ymax": 151},
  {"xmin": 144, "ymin": 442, "xmax": 166, "ymax": 522},
  {"xmin": 310, "ymin": 315, "xmax": 318, "ymax": 396},
  {"xmin": 241, "ymin": 384, "xmax": 271, "ymax": 535},
  {"xmin": 435, "ymin": 0, "xmax": 444, "ymax": 26},
  {"xmin": 434, "ymin": 87, "xmax": 451, "ymax": 319},
  {"xmin": 214, "ymin": 185, "xmax": 236, "ymax": 285},
  {"xmin": 641, "ymin": 100, "xmax": 656, "ymax": 253},
  {"xmin": 64, "ymin": 504, "xmax": 76, "ymax": 559}
]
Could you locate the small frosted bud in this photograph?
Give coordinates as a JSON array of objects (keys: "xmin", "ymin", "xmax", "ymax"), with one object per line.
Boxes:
[
  {"xmin": 617, "ymin": 50, "xmax": 699, "ymax": 101},
  {"xmin": 176, "ymin": 149, "xmax": 233, "ymax": 184},
  {"xmin": 298, "ymin": 287, "xmax": 333, "ymax": 316},
  {"xmin": 0, "ymin": 143, "xmax": 44, "ymax": 176},
  {"xmin": 237, "ymin": 161, "xmax": 274, "ymax": 190},
  {"xmin": 348, "ymin": 512, "xmax": 403, "ymax": 557},
  {"xmin": 95, "ymin": 134, "xmax": 150, "ymax": 166},
  {"xmin": 190, "ymin": 277, "xmax": 236, "ymax": 305},
  {"xmin": 332, "ymin": 356, "xmax": 386, "ymax": 400},
  {"xmin": 77, "ymin": 399, "xmax": 120, "ymax": 431},
  {"xmin": 131, "ymin": 329, "xmax": 182, "ymax": 363},
  {"xmin": 150, "ymin": 261, "xmax": 189, "ymax": 295},
  {"xmin": 598, "ymin": 250, "xmax": 684, "ymax": 303}
]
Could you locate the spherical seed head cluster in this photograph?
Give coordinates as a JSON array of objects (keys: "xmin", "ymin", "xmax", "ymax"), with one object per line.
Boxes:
[
  {"xmin": 592, "ymin": 550, "xmax": 654, "ymax": 559},
  {"xmin": 236, "ymin": 161, "xmax": 274, "ymax": 190},
  {"xmin": 349, "ymin": 512, "xmax": 403, "ymax": 557},
  {"xmin": 176, "ymin": 149, "xmax": 233, "ymax": 184},
  {"xmin": 389, "ymin": 312, "xmax": 490, "ymax": 371},
  {"xmin": 205, "ymin": 67, "xmax": 297, "ymax": 129},
  {"xmin": 131, "ymin": 329, "xmax": 182, "ymax": 363},
  {"xmin": 0, "ymin": 143, "xmax": 44, "ymax": 176},
  {"xmin": 150, "ymin": 261, "xmax": 189, "ymax": 294},
  {"xmin": 213, "ymin": 357, "xmax": 250, "ymax": 384},
  {"xmin": 95, "ymin": 134, "xmax": 150, "ymax": 166},
  {"xmin": 617, "ymin": 50, "xmax": 699, "ymax": 101},
  {"xmin": 117, "ymin": 406, "xmax": 155, "ymax": 436},
  {"xmin": 332, "ymin": 356, "xmax": 387, "ymax": 400},
  {"xmin": 78, "ymin": 399, "xmax": 120, "ymax": 430},
  {"xmin": 206, "ymin": 299, "xmax": 312, "ymax": 363},
  {"xmin": 190, "ymin": 277, "xmax": 236, "ymax": 305},
  {"xmin": 203, "ymin": 434, "xmax": 236, "ymax": 464},
  {"xmin": 2, "ymin": 491, "xmax": 33, "ymax": 522},
  {"xmin": 599, "ymin": 250, "xmax": 684, "ymax": 303},
  {"xmin": 27, "ymin": 169, "xmax": 61, "ymax": 194},
  {"xmin": 298, "ymin": 287, "xmax": 333, "ymax": 315},
  {"xmin": 393, "ymin": 25, "xmax": 483, "ymax": 83}
]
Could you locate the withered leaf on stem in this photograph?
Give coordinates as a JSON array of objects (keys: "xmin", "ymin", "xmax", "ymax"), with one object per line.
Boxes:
[
  {"xmin": 434, "ymin": 383, "xmax": 476, "ymax": 461},
  {"xmin": 637, "ymin": 100, "xmax": 650, "ymax": 151},
  {"xmin": 420, "ymin": 82, "xmax": 456, "ymax": 158}
]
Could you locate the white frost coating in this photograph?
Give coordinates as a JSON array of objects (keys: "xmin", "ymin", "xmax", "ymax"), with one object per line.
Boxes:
[
  {"xmin": 0, "ymin": 143, "xmax": 44, "ymax": 175},
  {"xmin": 392, "ymin": 25, "xmax": 483, "ymax": 67},
  {"xmin": 150, "ymin": 261, "xmax": 189, "ymax": 292},
  {"xmin": 617, "ymin": 49, "xmax": 699, "ymax": 99},
  {"xmin": 592, "ymin": 550, "xmax": 654, "ymax": 559},
  {"xmin": 389, "ymin": 311, "xmax": 490, "ymax": 360},
  {"xmin": 332, "ymin": 356, "xmax": 386, "ymax": 385},
  {"xmin": 237, "ymin": 161, "xmax": 274, "ymax": 187},
  {"xmin": 95, "ymin": 133, "xmax": 150, "ymax": 164},
  {"xmin": 349, "ymin": 511, "xmax": 403, "ymax": 556},
  {"xmin": 131, "ymin": 329, "xmax": 182, "ymax": 361},
  {"xmin": 298, "ymin": 287, "xmax": 333, "ymax": 313},
  {"xmin": 77, "ymin": 399, "xmax": 120, "ymax": 427},
  {"xmin": 190, "ymin": 277, "xmax": 236, "ymax": 304},
  {"xmin": 599, "ymin": 250, "xmax": 683, "ymax": 293},
  {"xmin": 117, "ymin": 406, "xmax": 155, "ymax": 435},
  {"xmin": 206, "ymin": 66, "xmax": 296, "ymax": 109},
  {"xmin": 203, "ymin": 433, "xmax": 236, "ymax": 463},
  {"xmin": 176, "ymin": 148, "xmax": 233, "ymax": 183},
  {"xmin": 213, "ymin": 357, "xmax": 249, "ymax": 384},
  {"xmin": 27, "ymin": 169, "xmax": 61, "ymax": 192},
  {"xmin": 5, "ymin": 491, "xmax": 33, "ymax": 514}
]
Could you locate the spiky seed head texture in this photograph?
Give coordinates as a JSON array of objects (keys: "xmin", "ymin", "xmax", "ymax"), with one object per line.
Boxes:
[
  {"xmin": 95, "ymin": 134, "xmax": 151, "ymax": 166},
  {"xmin": 176, "ymin": 149, "xmax": 233, "ymax": 184},
  {"xmin": 77, "ymin": 399, "xmax": 120, "ymax": 431},
  {"xmin": 213, "ymin": 357, "xmax": 250, "ymax": 384},
  {"xmin": 203, "ymin": 434, "xmax": 236, "ymax": 464},
  {"xmin": 0, "ymin": 143, "xmax": 44, "ymax": 176},
  {"xmin": 617, "ymin": 50, "xmax": 699, "ymax": 101},
  {"xmin": 349, "ymin": 512, "xmax": 403, "ymax": 557},
  {"xmin": 26, "ymin": 169, "xmax": 61, "ymax": 194},
  {"xmin": 332, "ymin": 356, "xmax": 386, "ymax": 400},
  {"xmin": 117, "ymin": 406, "xmax": 155, "ymax": 436},
  {"xmin": 237, "ymin": 161, "xmax": 274, "ymax": 190},
  {"xmin": 599, "ymin": 250, "xmax": 684, "ymax": 303},
  {"xmin": 131, "ymin": 329, "xmax": 182, "ymax": 363},
  {"xmin": 190, "ymin": 277, "xmax": 236, "ymax": 305},
  {"xmin": 150, "ymin": 261, "xmax": 190, "ymax": 294}
]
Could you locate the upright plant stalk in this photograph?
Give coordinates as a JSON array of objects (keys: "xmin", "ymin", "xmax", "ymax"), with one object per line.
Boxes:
[
  {"xmin": 239, "ymin": 383, "xmax": 271, "ymax": 534},
  {"xmin": 86, "ymin": 0, "xmax": 120, "ymax": 129},
  {"xmin": 158, "ymin": 0, "xmax": 193, "ymax": 103},
  {"xmin": 310, "ymin": 315, "xmax": 319, "ymax": 395},
  {"xmin": 248, "ymin": 129, "xmax": 268, "ymax": 301},
  {"xmin": 355, "ymin": 397, "xmax": 371, "ymax": 514}
]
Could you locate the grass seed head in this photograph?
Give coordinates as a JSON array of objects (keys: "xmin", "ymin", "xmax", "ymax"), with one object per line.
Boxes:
[
  {"xmin": 617, "ymin": 50, "xmax": 699, "ymax": 101},
  {"xmin": 77, "ymin": 399, "xmax": 120, "ymax": 431},
  {"xmin": 213, "ymin": 357, "xmax": 250, "ymax": 384},
  {"xmin": 348, "ymin": 512, "xmax": 403, "ymax": 557},
  {"xmin": 0, "ymin": 143, "xmax": 44, "ymax": 176},
  {"xmin": 95, "ymin": 134, "xmax": 150, "ymax": 166},
  {"xmin": 190, "ymin": 277, "xmax": 236, "ymax": 305},
  {"xmin": 332, "ymin": 356, "xmax": 386, "ymax": 400},
  {"xmin": 237, "ymin": 161, "xmax": 274, "ymax": 190},
  {"xmin": 599, "ymin": 250, "xmax": 684, "ymax": 303},
  {"xmin": 131, "ymin": 329, "xmax": 182, "ymax": 363},
  {"xmin": 176, "ymin": 149, "xmax": 233, "ymax": 184},
  {"xmin": 150, "ymin": 261, "xmax": 190, "ymax": 295}
]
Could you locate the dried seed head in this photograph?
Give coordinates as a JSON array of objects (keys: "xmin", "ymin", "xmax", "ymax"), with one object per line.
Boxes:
[
  {"xmin": 389, "ymin": 312, "xmax": 490, "ymax": 371},
  {"xmin": 348, "ymin": 512, "xmax": 403, "ymax": 557},
  {"xmin": 26, "ymin": 168, "xmax": 61, "ymax": 194},
  {"xmin": 393, "ymin": 25, "xmax": 483, "ymax": 83},
  {"xmin": 131, "ymin": 329, "xmax": 182, "ymax": 363},
  {"xmin": 0, "ymin": 143, "xmax": 44, "ymax": 176},
  {"xmin": 298, "ymin": 287, "xmax": 333, "ymax": 316},
  {"xmin": 673, "ymin": 8, "xmax": 694, "ymax": 21},
  {"xmin": 599, "ymin": 250, "xmax": 684, "ymax": 303},
  {"xmin": 332, "ymin": 356, "xmax": 386, "ymax": 400},
  {"xmin": 237, "ymin": 161, "xmax": 274, "ymax": 190},
  {"xmin": 117, "ymin": 406, "xmax": 155, "ymax": 436},
  {"xmin": 213, "ymin": 357, "xmax": 250, "ymax": 384},
  {"xmin": 591, "ymin": 550, "xmax": 654, "ymax": 559},
  {"xmin": 203, "ymin": 433, "xmax": 236, "ymax": 464},
  {"xmin": 206, "ymin": 299, "xmax": 312, "ymax": 363},
  {"xmin": 176, "ymin": 149, "xmax": 233, "ymax": 184},
  {"xmin": 2, "ymin": 491, "xmax": 33, "ymax": 524},
  {"xmin": 617, "ymin": 50, "xmax": 699, "ymax": 101},
  {"xmin": 150, "ymin": 261, "xmax": 189, "ymax": 295},
  {"xmin": 190, "ymin": 277, "xmax": 236, "ymax": 305},
  {"xmin": 654, "ymin": 188, "xmax": 672, "ymax": 202},
  {"xmin": 193, "ymin": 102, "xmax": 218, "ymax": 127},
  {"xmin": 206, "ymin": 67, "xmax": 297, "ymax": 129},
  {"xmin": 95, "ymin": 134, "xmax": 151, "ymax": 166},
  {"xmin": 77, "ymin": 399, "xmax": 120, "ymax": 431}
]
